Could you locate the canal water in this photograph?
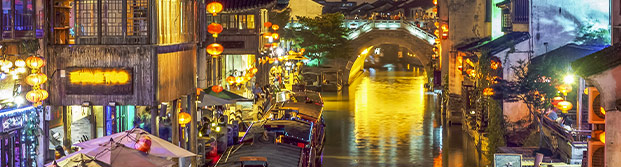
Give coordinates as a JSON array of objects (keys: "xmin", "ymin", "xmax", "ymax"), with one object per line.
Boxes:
[{"xmin": 321, "ymin": 71, "xmax": 481, "ymax": 167}]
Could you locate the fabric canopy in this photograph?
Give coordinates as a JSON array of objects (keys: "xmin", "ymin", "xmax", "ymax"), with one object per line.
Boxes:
[
  {"xmin": 46, "ymin": 153, "xmax": 109, "ymax": 167},
  {"xmin": 74, "ymin": 128, "xmax": 196, "ymax": 158},
  {"xmin": 198, "ymin": 93, "xmax": 234, "ymax": 107},
  {"xmin": 202, "ymin": 89, "xmax": 247, "ymax": 100}
]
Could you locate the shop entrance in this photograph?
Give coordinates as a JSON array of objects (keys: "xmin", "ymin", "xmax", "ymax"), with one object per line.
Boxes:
[{"xmin": 1, "ymin": 130, "xmax": 23, "ymax": 167}]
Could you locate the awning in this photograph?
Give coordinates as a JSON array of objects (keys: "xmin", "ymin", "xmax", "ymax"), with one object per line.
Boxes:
[
  {"xmin": 198, "ymin": 94, "xmax": 234, "ymax": 107},
  {"xmin": 202, "ymin": 89, "xmax": 247, "ymax": 101},
  {"xmin": 456, "ymin": 32, "xmax": 530, "ymax": 55}
]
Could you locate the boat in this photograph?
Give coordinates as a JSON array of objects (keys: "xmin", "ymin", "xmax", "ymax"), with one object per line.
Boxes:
[{"xmin": 216, "ymin": 119, "xmax": 317, "ymax": 167}]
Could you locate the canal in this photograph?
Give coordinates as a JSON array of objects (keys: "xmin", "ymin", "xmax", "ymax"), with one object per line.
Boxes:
[{"xmin": 321, "ymin": 71, "xmax": 481, "ymax": 167}]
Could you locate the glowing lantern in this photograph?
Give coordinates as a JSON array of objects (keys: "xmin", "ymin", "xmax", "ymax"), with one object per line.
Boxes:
[
  {"xmin": 433, "ymin": 0, "xmax": 437, "ymax": 5},
  {"xmin": 441, "ymin": 24, "xmax": 449, "ymax": 39},
  {"xmin": 483, "ymin": 88, "xmax": 494, "ymax": 96},
  {"xmin": 211, "ymin": 85, "xmax": 223, "ymax": 93},
  {"xmin": 263, "ymin": 32, "xmax": 272, "ymax": 39},
  {"xmin": 434, "ymin": 29, "xmax": 440, "ymax": 37},
  {"xmin": 433, "ymin": 7, "xmax": 437, "ymax": 13},
  {"xmin": 271, "ymin": 33, "xmax": 279, "ymax": 40},
  {"xmin": 556, "ymin": 101, "xmax": 573, "ymax": 113},
  {"xmin": 557, "ymin": 84, "xmax": 572, "ymax": 95},
  {"xmin": 14, "ymin": 59, "xmax": 25, "ymax": 67},
  {"xmin": 490, "ymin": 60, "xmax": 500, "ymax": 70},
  {"xmin": 434, "ymin": 22, "xmax": 440, "ymax": 28},
  {"xmin": 264, "ymin": 22, "xmax": 272, "ymax": 28},
  {"xmin": 300, "ymin": 48, "xmax": 305, "ymax": 53},
  {"xmin": 206, "ymin": 2, "xmax": 223, "ymax": 16},
  {"xmin": 271, "ymin": 25, "xmax": 279, "ymax": 31},
  {"xmin": 2, "ymin": 60, "xmax": 12, "ymax": 69},
  {"xmin": 600, "ymin": 107, "xmax": 606, "ymax": 115},
  {"xmin": 245, "ymin": 72, "xmax": 254, "ymax": 78},
  {"xmin": 178, "ymin": 112, "xmax": 191, "ymax": 127},
  {"xmin": 207, "ymin": 43, "xmax": 224, "ymax": 56},
  {"xmin": 26, "ymin": 89, "xmax": 48, "ymax": 103},
  {"xmin": 250, "ymin": 67, "xmax": 258, "ymax": 74},
  {"xmin": 235, "ymin": 77, "xmax": 244, "ymax": 84},
  {"xmin": 226, "ymin": 76, "xmax": 235, "ymax": 85},
  {"xmin": 466, "ymin": 69, "xmax": 476, "ymax": 78},
  {"xmin": 551, "ymin": 96, "xmax": 564, "ymax": 106},
  {"xmin": 25, "ymin": 73, "xmax": 48, "ymax": 86},
  {"xmin": 25, "ymin": 56, "xmax": 45, "ymax": 69},
  {"xmin": 599, "ymin": 131, "xmax": 606, "ymax": 143},
  {"xmin": 208, "ymin": 23, "xmax": 223, "ymax": 38},
  {"xmin": 134, "ymin": 136, "xmax": 152, "ymax": 153}
]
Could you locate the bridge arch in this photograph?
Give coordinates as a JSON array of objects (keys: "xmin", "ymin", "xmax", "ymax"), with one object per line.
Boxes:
[{"xmin": 344, "ymin": 20, "xmax": 436, "ymax": 84}]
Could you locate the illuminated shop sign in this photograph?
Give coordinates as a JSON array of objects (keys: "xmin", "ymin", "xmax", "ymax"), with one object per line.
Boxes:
[
  {"xmin": 1, "ymin": 115, "xmax": 23, "ymax": 132},
  {"xmin": 65, "ymin": 68, "xmax": 133, "ymax": 95}
]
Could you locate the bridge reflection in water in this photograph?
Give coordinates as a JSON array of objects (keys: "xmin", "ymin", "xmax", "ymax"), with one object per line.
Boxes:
[{"xmin": 321, "ymin": 71, "xmax": 480, "ymax": 167}]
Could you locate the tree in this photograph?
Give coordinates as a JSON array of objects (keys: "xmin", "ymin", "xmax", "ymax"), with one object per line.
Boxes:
[{"xmin": 292, "ymin": 13, "xmax": 351, "ymax": 65}]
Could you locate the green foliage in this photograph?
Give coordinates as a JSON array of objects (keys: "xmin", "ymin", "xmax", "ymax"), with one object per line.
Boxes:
[
  {"xmin": 269, "ymin": 8, "xmax": 293, "ymax": 40},
  {"xmin": 574, "ymin": 22, "xmax": 611, "ymax": 45},
  {"xmin": 485, "ymin": 98, "xmax": 505, "ymax": 161},
  {"xmin": 292, "ymin": 13, "xmax": 351, "ymax": 63}
]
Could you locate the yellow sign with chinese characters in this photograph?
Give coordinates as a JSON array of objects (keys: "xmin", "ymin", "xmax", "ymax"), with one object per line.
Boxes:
[{"xmin": 69, "ymin": 69, "xmax": 131, "ymax": 85}]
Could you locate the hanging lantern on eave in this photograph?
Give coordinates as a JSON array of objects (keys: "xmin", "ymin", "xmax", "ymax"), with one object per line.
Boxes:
[
  {"xmin": 15, "ymin": 59, "xmax": 25, "ymax": 67},
  {"xmin": 251, "ymin": 67, "xmax": 258, "ymax": 74},
  {"xmin": 207, "ymin": 2, "xmax": 223, "ymax": 16},
  {"xmin": 263, "ymin": 32, "xmax": 273, "ymax": 39},
  {"xmin": 264, "ymin": 22, "xmax": 272, "ymax": 28},
  {"xmin": 25, "ymin": 56, "xmax": 45, "ymax": 69},
  {"xmin": 271, "ymin": 25, "xmax": 280, "ymax": 31},
  {"xmin": 226, "ymin": 76, "xmax": 235, "ymax": 85},
  {"xmin": 178, "ymin": 112, "xmax": 191, "ymax": 127},
  {"xmin": 271, "ymin": 33, "xmax": 279, "ymax": 40},
  {"xmin": 483, "ymin": 88, "xmax": 494, "ymax": 96},
  {"xmin": 212, "ymin": 85, "xmax": 223, "ymax": 93},
  {"xmin": 557, "ymin": 101, "xmax": 573, "ymax": 113},
  {"xmin": 551, "ymin": 95, "xmax": 564, "ymax": 106},
  {"xmin": 25, "ymin": 73, "xmax": 47, "ymax": 86},
  {"xmin": 207, "ymin": 43, "xmax": 224, "ymax": 57},
  {"xmin": 208, "ymin": 23, "xmax": 223, "ymax": 38},
  {"xmin": 26, "ymin": 89, "xmax": 48, "ymax": 103}
]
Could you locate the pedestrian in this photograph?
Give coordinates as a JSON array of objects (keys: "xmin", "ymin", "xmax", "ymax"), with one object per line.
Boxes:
[{"xmin": 253, "ymin": 83, "xmax": 263, "ymax": 103}]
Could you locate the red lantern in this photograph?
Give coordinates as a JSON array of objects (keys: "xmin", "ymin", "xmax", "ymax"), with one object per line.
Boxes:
[
  {"xmin": 250, "ymin": 67, "xmax": 258, "ymax": 74},
  {"xmin": 25, "ymin": 56, "xmax": 45, "ymax": 69},
  {"xmin": 207, "ymin": 43, "xmax": 224, "ymax": 56},
  {"xmin": 264, "ymin": 22, "xmax": 272, "ymax": 28},
  {"xmin": 212, "ymin": 85, "xmax": 223, "ymax": 93},
  {"xmin": 551, "ymin": 96, "xmax": 564, "ymax": 106},
  {"xmin": 557, "ymin": 101, "xmax": 573, "ymax": 113},
  {"xmin": 271, "ymin": 25, "xmax": 279, "ymax": 31},
  {"xmin": 135, "ymin": 136, "xmax": 152, "ymax": 153},
  {"xmin": 226, "ymin": 76, "xmax": 235, "ymax": 85},
  {"xmin": 208, "ymin": 23, "xmax": 223, "ymax": 38},
  {"xmin": 178, "ymin": 112, "xmax": 191, "ymax": 127},
  {"xmin": 25, "ymin": 73, "xmax": 48, "ymax": 86},
  {"xmin": 206, "ymin": 2, "xmax": 223, "ymax": 16},
  {"xmin": 271, "ymin": 33, "xmax": 279, "ymax": 40}
]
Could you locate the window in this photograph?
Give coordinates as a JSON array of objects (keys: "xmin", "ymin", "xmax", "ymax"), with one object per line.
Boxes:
[
  {"xmin": 247, "ymin": 15, "xmax": 255, "ymax": 29},
  {"xmin": 513, "ymin": 0, "xmax": 528, "ymax": 23},
  {"xmin": 502, "ymin": 8, "xmax": 512, "ymax": 32},
  {"xmin": 2, "ymin": 0, "xmax": 35, "ymax": 39}
]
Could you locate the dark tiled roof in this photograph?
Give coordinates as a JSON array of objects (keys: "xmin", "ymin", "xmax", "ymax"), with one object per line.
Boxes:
[
  {"xmin": 572, "ymin": 42, "xmax": 621, "ymax": 77},
  {"xmin": 531, "ymin": 44, "xmax": 606, "ymax": 69},
  {"xmin": 210, "ymin": 0, "xmax": 277, "ymax": 12},
  {"xmin": 216, "ymin": 143, "xmax": 302, "ymax": 167},
  {"xmin": 456, "ymin": 32, "xmax": 530, "ymax": 55}
]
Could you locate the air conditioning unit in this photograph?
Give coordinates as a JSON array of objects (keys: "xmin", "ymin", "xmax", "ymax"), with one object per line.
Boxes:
[
  {"xmin": 588, "ymin": 87, "xmax": 605, "ymax": 124},
  {"xmin": 587, "ymin": 140, "xmax": 605, "ymax": 167}
]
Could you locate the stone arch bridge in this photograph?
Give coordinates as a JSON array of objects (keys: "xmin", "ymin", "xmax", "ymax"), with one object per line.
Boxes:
[{"xmin": 342, "ymin": 20, "xmax": 436, "ymax": 84}]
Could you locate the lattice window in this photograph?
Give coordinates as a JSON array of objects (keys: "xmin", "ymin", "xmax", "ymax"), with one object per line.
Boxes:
[
  {"xmin": 127, "ymin": 0, "xmax": 148, "ymax": 36},
  {"xmin": 15, "ymin": 0, "xmax": 34, "ymax": 31},
  {"xmin": 76, "ymin": 0, "xmax": 98, "ymax": 36},
  {"xmin": 102, "ymin": 0, "xmax": 123, "ymax": 36}
]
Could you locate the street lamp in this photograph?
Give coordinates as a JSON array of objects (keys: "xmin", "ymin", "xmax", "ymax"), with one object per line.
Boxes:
[{"xmin": 563, "ymin": 74, "xmax": 575, "ymax": 85}]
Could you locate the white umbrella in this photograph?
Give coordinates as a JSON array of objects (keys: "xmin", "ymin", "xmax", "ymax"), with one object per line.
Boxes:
[
  {"xmin": 45, "ymin": 153, "xmax": 109, "ymax": 167},
  {"xmin": 74, "ymin": 128, "xmax": 196, "ymax": 158}
]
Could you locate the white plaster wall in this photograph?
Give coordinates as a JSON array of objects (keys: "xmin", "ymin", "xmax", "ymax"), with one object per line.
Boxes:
[
  {"xmin": 289, "ymin": 0, "xmax": 323, "ymax": 19},
  {"xmin": 494, "ymin": 40, "xmax": 531, "ymax": 122},
  {"xmin": 531, "ymin": 0, "xmax": 610, "ymax": 56}
]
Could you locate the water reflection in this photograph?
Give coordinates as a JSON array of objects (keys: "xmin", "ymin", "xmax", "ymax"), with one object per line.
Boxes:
[{"xmin": 322, "ymin": 71, "xmax": 478, "ymax": 167}]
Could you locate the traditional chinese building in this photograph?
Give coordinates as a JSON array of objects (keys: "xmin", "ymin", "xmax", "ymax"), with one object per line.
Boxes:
[{"xmin": 45, "ymin": 0, "xmax": 205, "ymax": 162}]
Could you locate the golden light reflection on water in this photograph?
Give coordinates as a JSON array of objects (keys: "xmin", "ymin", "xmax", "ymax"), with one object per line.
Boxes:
[{"xmin": 322, "ymin": 71, "xmax": 477, "ymax": 167}]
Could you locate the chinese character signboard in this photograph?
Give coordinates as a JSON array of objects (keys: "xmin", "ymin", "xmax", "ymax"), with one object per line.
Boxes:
[{"xmin": 65, "ymin": 68, "xmax": 133, "ymax": 95}]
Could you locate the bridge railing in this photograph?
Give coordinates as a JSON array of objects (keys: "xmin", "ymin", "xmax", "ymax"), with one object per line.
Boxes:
[{"xmin": 345, "ymin": 19, "xmax": 436, "ymax": 44}]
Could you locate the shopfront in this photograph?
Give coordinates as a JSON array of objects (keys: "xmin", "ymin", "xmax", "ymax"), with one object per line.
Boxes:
[
  {"xmin": 0, "ymin": 106, "xmax": 38, "ymax": 167},
  {"xmin": 222, "ymin": 54, "xmax": 256, "ymax": 98}
]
